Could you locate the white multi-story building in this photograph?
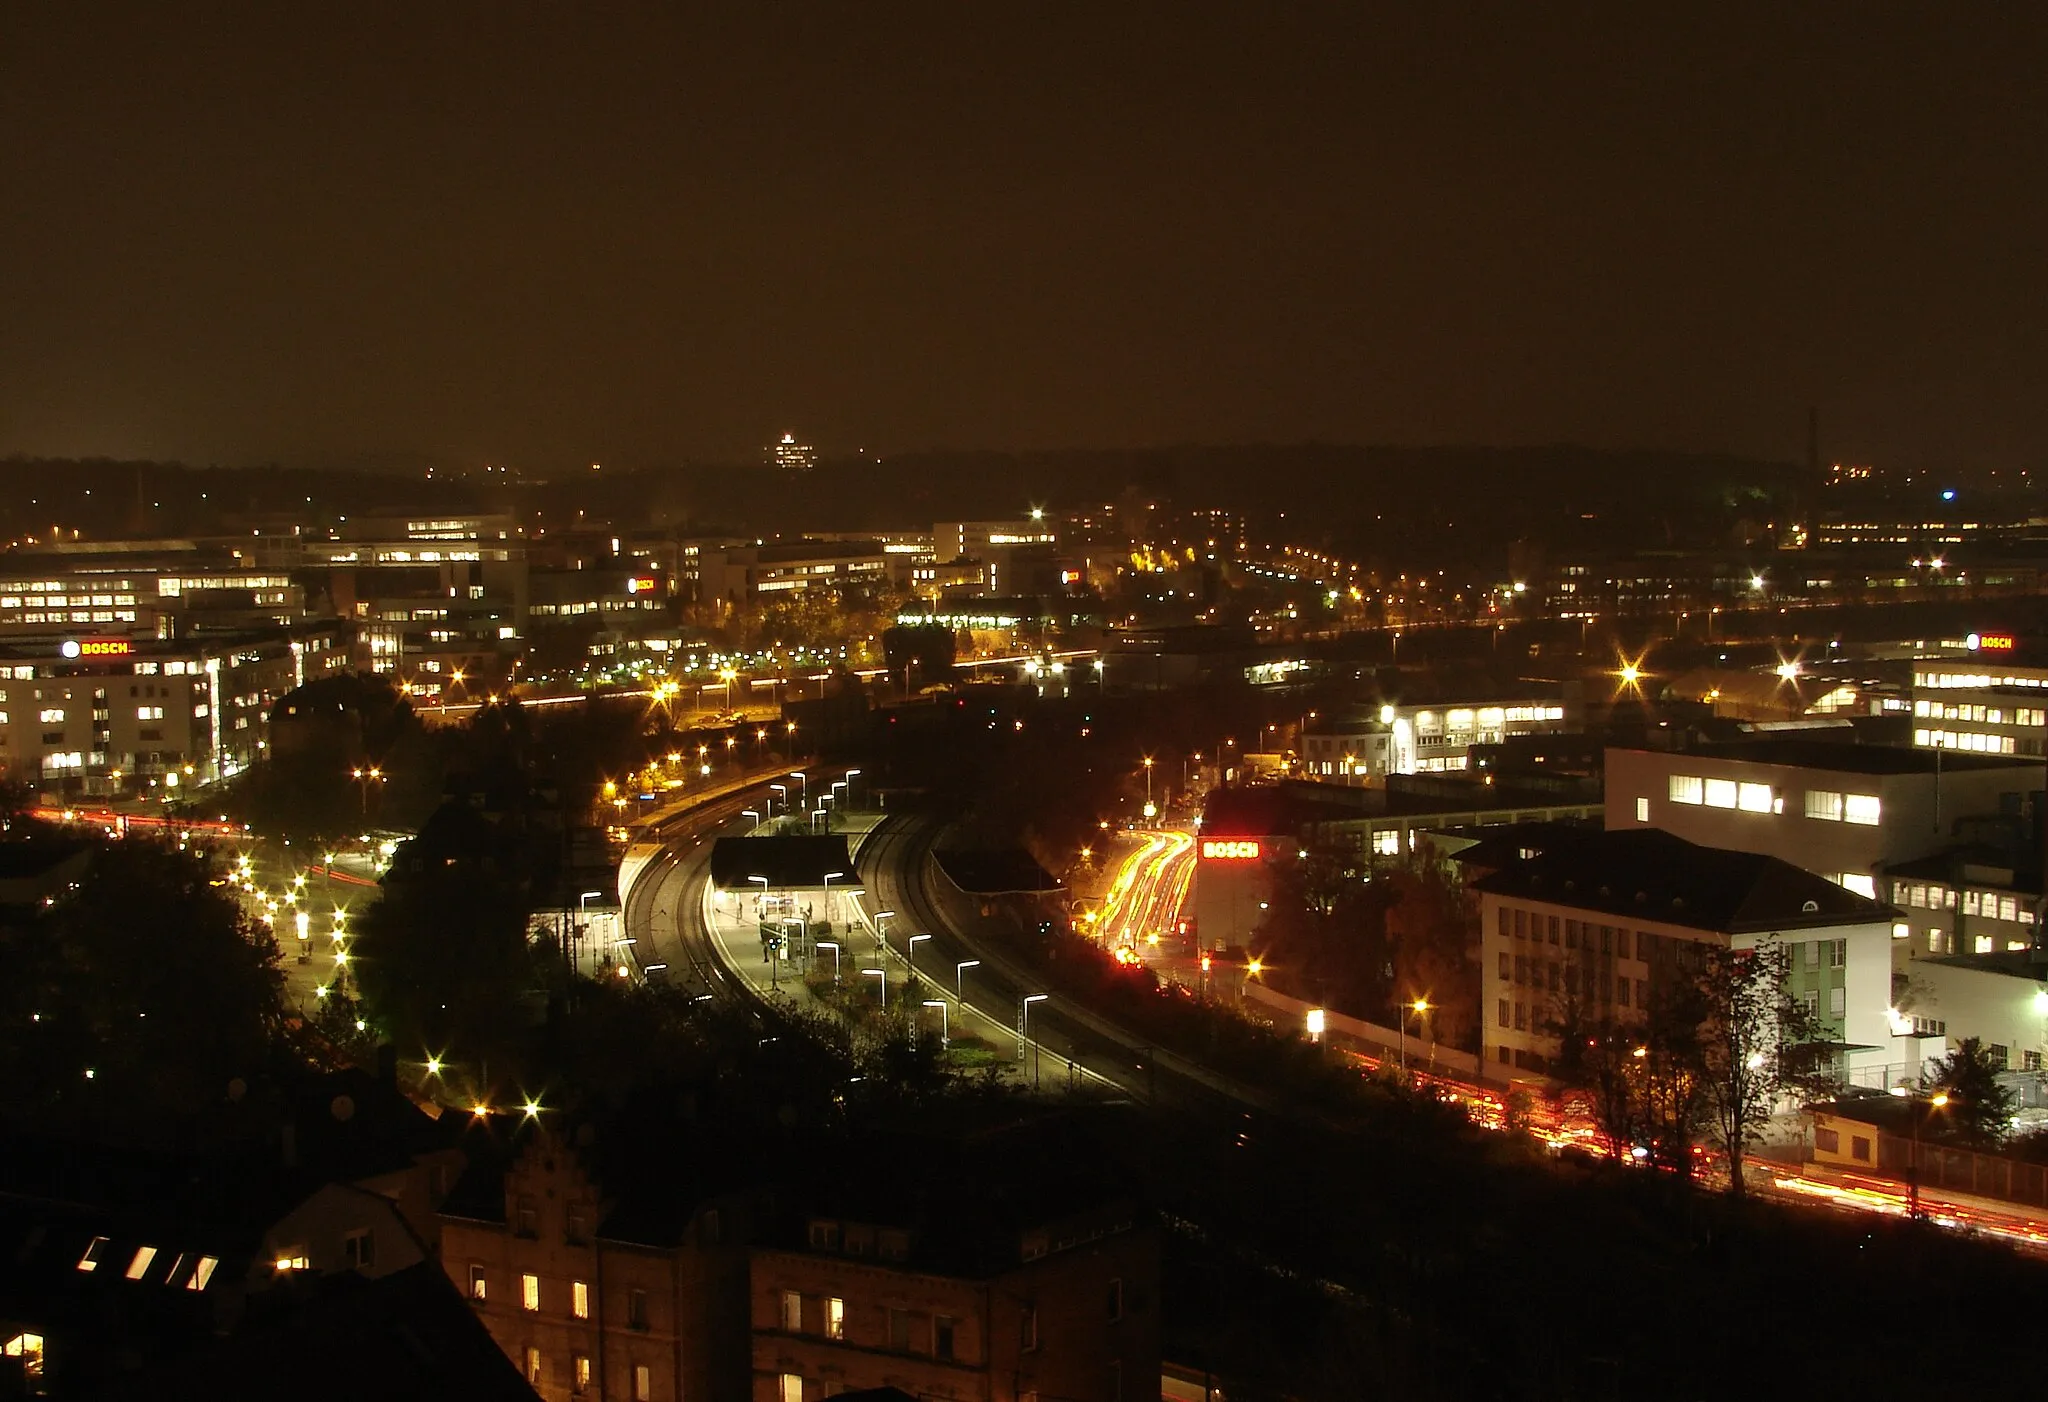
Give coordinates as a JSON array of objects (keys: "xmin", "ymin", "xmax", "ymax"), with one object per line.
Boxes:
[
  {"xmin": 1475, "ymin": 827, "xmax": 1895, "ymax": 1084},
  {"xmin": 1893, "ymin": 951, "xmax": 2048, "ymax": 1074},
  {"xmin": 1910, "ymin": 641, "xmax": 2048, "ymax": 758},
  {"xmin": 0, "ymin": 624, "xmax": 350, "ymax": 796},
  {"xmin": 1606, "ymin": 740, "xmax": 2040, "ymax": 905},
  {"xmin": 1301, "ymin": 699, "xmax": 1572, "ymax": 784}
]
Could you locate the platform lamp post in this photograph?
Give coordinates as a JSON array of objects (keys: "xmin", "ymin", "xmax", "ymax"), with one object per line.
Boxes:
[
  {"xmin": 957, "ymin": 959, "xmax": 980, "ymax": 998},
  {"xmin": 923, "ymin": 999, "xmax": 949, "ymax": 1047},
  {"xmin": 815, "ymin": 940, "xmax": 841, "ymax": 983},
  {"xmin": 908, "ymin": 932, "xmax": 931, "ymax": 975},
  {"xmin": 844, "ymin": 768, "xmax": 861, "ymax": 810},
  {"xmin": 1023, "ymin": 993, "xmax": 1049, "ymax": 1085},
  {"xmin": 861, "ymin": 966, "xmax": 886, "ymax": 1009},
  {"xmin": 822, "ymin": 871, "xmax": 844, "ymax": 925}
]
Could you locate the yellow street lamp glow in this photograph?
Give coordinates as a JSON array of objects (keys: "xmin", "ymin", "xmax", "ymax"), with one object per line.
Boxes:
[
  {"xmin": 472, "ymin": 1102, "xmax": 490, "ymax": 1118},
  {"xmin": 522, "ymin": 1100, "xmax": 542, "ymax": 1119},
  {"xmin": 425, "ymin": 1057, "xmax": 443, "ymax": 1076},
  {"xmin": 1931, "ymin": 1092, "xmax": 1950, "ymax": 1108},
  {"xmin": 1245, "ymin": 957, "xmax": 1265, "ymax": 977}
]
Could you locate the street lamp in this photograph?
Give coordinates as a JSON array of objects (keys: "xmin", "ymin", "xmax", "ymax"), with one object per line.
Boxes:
[
  {"xmin": 874, "ymin": 909, "xmax": 895, "ymax": 955},
  {"xmin": 956, "ymin": 959, "xmax": 980, "ymax": 997},
  {"xmin": 815, "ymin": 939, "xmax": 841, "ymax": 982},
  {"xmin": 822, "ymin": 871, "xmax": 844, "ymax": 922},
  {"xmin": 577, "ymin": 889, "xmax": 605, "ymax": 974},
  {"xmin": 1022, "ymin": 993, "xmax": 1049, "ymax": 1087},
  {"xmin": 769, "ymin": 783, "xmax": 787, "ymax": 815},
  {"xmin": 742, "ymin": 808, "xmax": 761, "ymax": 826},
  {"xmin": 1398, "ymin": 997, "xmax": 1431, "ymax": 1072},
  {"xmin": 923, "ymin": 999, "xmax": 949, "ymax": 1046},
  {"xmin": 790, "ymin": 771, "xmax": 807, "ymax": 807},
  {"xmin": 844, "ymin": 768, "xmax": 861, "ymax": 810},
  {"xmin": 861, "ymin": 967, "xmax": 886, "ymax": 1007},
  {"xmin": 1142, "ymin": 757, "xmax": 1154, "ymax": 810},
  {"xmin": 1895, "ymin": 1086, "xmax": 1953, "ymax": 1220},
  {"xmin": 908, "ymin": 932, "xmax": 931, "ymax": 971}
]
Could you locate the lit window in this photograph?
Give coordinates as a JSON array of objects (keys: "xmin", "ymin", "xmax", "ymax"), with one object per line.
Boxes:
[
  {"xmin": 573, "ymin": 1280, "xmax": 589, "ymax": 1319},
  {"xmin": 37, "ymin": 708, "xmax": 63, "ymax": 724},
  {"xmin": 1844, "ymin": 794, "xmax": 1881, "ymax": 826},
  {"xmin": 575, "ymin": 1355, "xmax": 592, "ymax": 1394},
  {"xmin": 77, "ymin": 1236, "xmax": 110, "ymax": 1272},
  {"xmin": 1804, "ymin": 790, "xmax": 1844, "ymax": 821},
  {"xmin": 826, "ymin": 1296, "xmax": 844, "ymax": 1339},
  {"xmin": 468, "ymin": 1264, "xmax": 487, "ymax": 1300},
  {"xmin": 126, "ymin": 1245, "xmax": 158, "ymax": 1280},
  {"xmin": 1634, "ymin": 796, "xmax": 1649, "ymax": 823},
  {"xmin": 1736, "ymin": 782, "xmax": 1773, "ymax": 813},
  {"xmin": 780, "ymin": 1373, "xmax": 803, "ymax": 1402},
  {"xmin": 781, "ymin": 1288, "xmax": 802, "ymax": 1332},
  {"xmin": 1837, "ymin": 873, "xmax": 1876, "ymax": 899},
  {"xmin": 1703, "ymin": 778, "xmax": 1737, "ymax": 809},
  {"xmin": 1668, "ymin": 775, "xmax": 1703, "ymax": 805},
  {"xmin": 636, "ymin": 1365, "xmax": 653, "ymax": 1402},
  {"xmin": 526, "ymin": 1347, "xmax": 542, "ymax": 1385},
  {"xmin": 522, "ymin": 1273, "xmax": 540, "ymax": 1310},
  {"xmin": 187, "ymin": 1255, "xmax": 219, "ymax": 1290}
]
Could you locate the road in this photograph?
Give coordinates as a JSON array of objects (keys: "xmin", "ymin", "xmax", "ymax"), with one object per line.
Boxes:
[
  {"xmin": 1092, "ymin": 828, "xmax": 1195, "ymax": 959},
  {"xmin": 857, "ymin": 813, "xmax": 1264, "ymax": 1116}
]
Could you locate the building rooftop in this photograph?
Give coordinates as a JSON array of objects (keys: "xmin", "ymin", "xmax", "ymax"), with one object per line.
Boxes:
[
  {"xmin": 1918, "ymin": 949, "xmax": 2048, "ymax": 982},
  {"xmin": 1473, "ymin": 828, "xmax": 1894, "ymax": 935},
  {"xmin": 1627, "ymin": 737, "xmax": 2039, "ymax": 776},
  {"xmin": 708, "ymin": 835, "xmax": 861, "ymax": 891}
]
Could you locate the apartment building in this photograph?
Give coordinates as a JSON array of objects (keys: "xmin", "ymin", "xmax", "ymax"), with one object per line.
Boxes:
[
  {"xmin": 441, "ymin": 1118, "xmax": 1156, "ymax": 1402},
  {"xmin": 1475, "ymin": 828, "xmax": 1895, "ymax": 1082},
  {"xmin": 439, "ymin": 1126, "xmax": 750, "ymax": 1402},
  {"xmin": 753, "ymin": 1197, "xmax": 1157, "ymax": 1402},
  {"xmin": 1606, "ymin": 739, "xmax": 2041, "ymax": 903}
]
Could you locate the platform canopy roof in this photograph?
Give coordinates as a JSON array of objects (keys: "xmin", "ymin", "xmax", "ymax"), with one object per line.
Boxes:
[{"xmin": 708, "ymin": 836, "xmax": 862, "ymax": 892}]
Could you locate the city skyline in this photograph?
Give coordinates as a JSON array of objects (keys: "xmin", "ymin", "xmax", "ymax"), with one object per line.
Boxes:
[{"xmin": 0, "ymin": 7, "xmax": 2043, "ymax": 474}]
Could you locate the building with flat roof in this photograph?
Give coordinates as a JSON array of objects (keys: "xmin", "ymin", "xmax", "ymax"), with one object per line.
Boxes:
[
  {"xmin": 1606, "ymin": 740, "xmax": 2043, "ymax": 914},
  {"xmin": 0, "ymin": 623, "xmax": 351, "ymax": 795},
  {"xmin": 1910, "ymin": 641, "xmax": 2048, "ymax": 758},
  {"xmin": 1474, "ymin": 827, "xmax": 1896, "ymax": 1083},
  {"xmin": 1193, "ymin": 778, "xmax": 1600, "ymax": 950}
]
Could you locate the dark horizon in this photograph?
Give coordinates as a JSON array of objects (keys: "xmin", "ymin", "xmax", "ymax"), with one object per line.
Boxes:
[{"xmin": 2, "ymin": 7, "xmax": 2043, "ymax": 474}]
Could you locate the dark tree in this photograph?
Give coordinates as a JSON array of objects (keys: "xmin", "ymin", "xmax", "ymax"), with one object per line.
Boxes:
[
  {"xmin": 1925, "ymin": 1037, "xmax": 2015, "ymax": 1149},
  {"xmin": 1695, "ymin": 941, "xmax": 1826, "ymax": 1196},
  {"xmin": 0, "ymin": 837, "xmax": 288, "ymax": 1133}
]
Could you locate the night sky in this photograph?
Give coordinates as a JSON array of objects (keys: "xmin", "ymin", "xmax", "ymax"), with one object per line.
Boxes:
[{"xmin": 1, "ymin": 6, "xmax": 2042, "ymax": 472}]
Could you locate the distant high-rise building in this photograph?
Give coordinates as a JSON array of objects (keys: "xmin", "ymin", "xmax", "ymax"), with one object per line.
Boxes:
[{"xmin": 769, "ymin": 433, "xmax": 816, "ymax": 473}]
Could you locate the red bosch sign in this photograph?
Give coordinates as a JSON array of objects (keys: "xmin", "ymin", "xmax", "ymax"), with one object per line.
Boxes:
[
  {"xmin": 1979, "ymin": 632, "xmax": 2016, "ymax": 651},
  {"xmin": 1201, "ymin": 840, "xmax": 1262, "ymax": 860},
  {"xmin": 61, "ymin": 639, "xmax": 131, "ymax": 658}
]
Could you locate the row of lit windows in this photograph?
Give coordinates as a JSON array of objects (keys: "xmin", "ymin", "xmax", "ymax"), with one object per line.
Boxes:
[
  {"xmin": 1666, "ymin": 775, "xmax": 1880, "ymax": 824},
  {"xmin": 1901, "ymin": 924, "xmax": 2031, "ymax": 956},
  {"xmin": 1917, "ymin": 671, "xmax": 2048, "ymax": 689},
  {"xmin": 77, "ymin": 1235, "xmax": 218, "ymax": 1289},
  {"xmin": 1892, "ymin": 882, "xmax": 2032, "ymax": 923},
  {"xmin": 1913, "ymin": 728, "xmax": 2018, "ymax": 753},
  {"xmin": 0, "ymin": 593, "xmax": 137, "ymax": 608},
  {"xmin": 1913, "ymin": 699, "xmax": 2047, "ymax": 726}
]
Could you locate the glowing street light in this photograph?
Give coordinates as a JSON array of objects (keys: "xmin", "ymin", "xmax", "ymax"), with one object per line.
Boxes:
[
  {"xmin": 908, "ymin": 932, "xmax": 931, "ymax": 971},
  {"xmin": 861, "ymin": 967, "xmax": 886, "ymax": 1007},
  {"xmin": 923, "ymin": 999, "xmax": 950, "ymax": 1046},
  {"xmin": 956, "ymin": 959, "xmax": 980, "ymax": 997},
  {"xmin": 815, "ymin": 939, "xmax": 841, "ymax": 982}
]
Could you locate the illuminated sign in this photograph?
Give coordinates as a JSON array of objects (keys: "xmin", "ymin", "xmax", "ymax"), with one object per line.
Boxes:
[
  {"xmin": 1201, "ymin": 840, "xmax": 1262, "ymax": 860},
  {"xmin": 60, "ymin": 639, "xmax": 131, "ymax": 659},
  {"xmin": 626, "ymin": 577, "xmax": 657, "ymax": 594},
  {"xmin": 1975, "ymin": 632, "xmax": 2017, "ymax": 652}
]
